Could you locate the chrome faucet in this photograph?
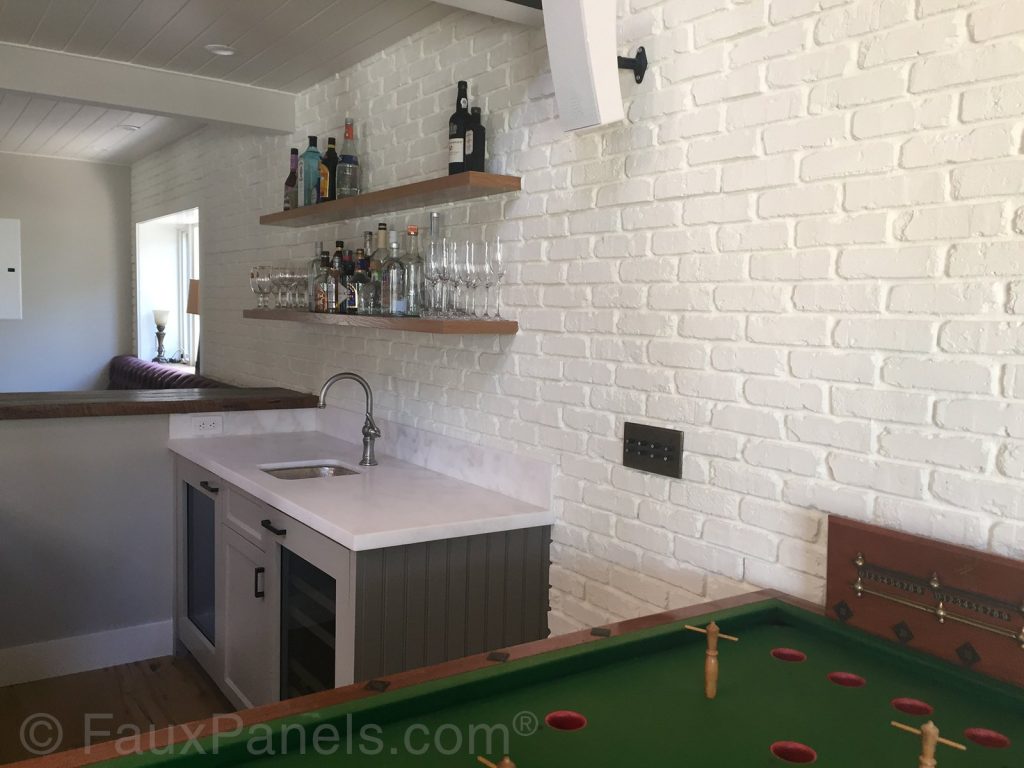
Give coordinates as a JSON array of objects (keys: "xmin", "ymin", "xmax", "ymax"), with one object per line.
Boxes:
[{"xmin": 317, "ymin": 372, "xmax": 381, "ymax": 466}]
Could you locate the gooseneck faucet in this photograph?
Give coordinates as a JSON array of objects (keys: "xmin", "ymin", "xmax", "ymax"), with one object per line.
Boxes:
[{"xmin": 317, "ymin": 372, "xmax": 381, "ymax": 466}]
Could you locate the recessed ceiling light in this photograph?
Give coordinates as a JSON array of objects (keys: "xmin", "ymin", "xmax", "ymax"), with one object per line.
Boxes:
[
  {"xmin": 118, "ymin": 124, "xmax": 142, "ymax": 131},
  {"xmin": 204, "ymin": 43, "xmax": 235, "ymax": 56}
]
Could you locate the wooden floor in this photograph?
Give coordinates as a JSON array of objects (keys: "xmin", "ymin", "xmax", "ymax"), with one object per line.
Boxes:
[{"xmin": 0, "ymin": 656, "xmax": 233, "ymax": 765}]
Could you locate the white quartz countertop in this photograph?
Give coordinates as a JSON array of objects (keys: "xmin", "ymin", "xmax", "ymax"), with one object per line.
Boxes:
[{"xmin": 167, "ymin": 431, "xmax": 553, "ymax": 551}]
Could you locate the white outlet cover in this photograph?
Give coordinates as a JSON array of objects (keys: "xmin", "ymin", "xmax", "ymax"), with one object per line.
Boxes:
[
  {"xmin": 0, "ymin": 218, "xmax": 22, "ymax": 320},
  {"xmin": 190, "ymin": 414, "xmax": 224, "ymax": 435}
]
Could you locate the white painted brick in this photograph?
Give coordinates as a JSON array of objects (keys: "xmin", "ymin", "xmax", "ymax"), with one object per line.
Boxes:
[
  {"xmin": 683, "ymin": 194, "xmax": 752, "ymax": 224},
  {"xmin": 874, "ymin": 497, "xmax": 990, "ymax": 548},
  {"xmin": 999, "ymin": 444, "xmax": 1024, "ymax": 478},
  {"xmin": 648, "ymin": 284, "xmax": 712, "ymax": 310},
  {"xmin": 859, "ymin": 16, "xmax": 960, "ymax": 67},
  {"xmin": 648, "ymin": 339, "xmax": 709, "ymax": 368},
  {"xmin": 828, "ymin": 453, "xmax": 925, "ymax": 497},
  {"xmin": 838, "ymin": 246, "xmax": 940, "ymax": 278},
  {"xmin": 916, "ymin": 0, "xmax": 983, "ymax": 16},
  {"xmin": 792, "ymin": 283, "xmax": 883, "ymax": 312},
  {"xmin": 834, "ymin": 318, "xmax": 936, "ymax": 352},
  {"xmin": 763, "ymin": 114, "xmax": 846, "ymax": 154},
  {"xmin": 711, "ymin": 403, "xmax": 785, "ymax": 437},
  {"xmin": 615, "ymin": 519, "xmax": 674, "ymax": 554},
  {"xmin": 900, "ymin": 126, "xmax": 1015, "ymax": 169},
  {"xmin": 638, "ymin": 500, "xmax": 704, "ymax": 538},
  {"xmin": 694, "ymin": 3, "xmax": 766, "ymax": 46},
  {"xmin": 791, "ymin": 350, "xmax": 876, "ymax": 383},
  {"xmin": 704, "ymin": 518, "xmax": 780, "ymax": 559},
  {"xmin": 710, "ymin": 458, "xmax": 785, "ymax": 499},
  {"xmin": 692, "ymin": 67, "xmax": 764, "ymax": 104},
  {"xmin": 888, "ymin": 282, "xmax": 999, "ymax": 314},
  {"xmin": 722, "ymin": 156, "xmax": 796, "ymax": 192},
  {"xmin": 1006, "ymin": 364, "xmax": 1024, "ymax": 398},
  {"xmin": 739, "ymin": 497, "xmax": 823, "ymax": 540},
  {"xmin": 660, "ymin": 107, "xmax": 723, "ymax": 141},
  {"xmin": 730, "ymin": 24, "xmax": 808, "ymax": 67},
  {"xmin": 883, "ymin": 357, "xmax": 993, "ymax": 394},
  {"xmin": 744, "ymin": 439, "xmax": 821, "ymax": 476},
  {"xmin": 766, "ymin": 46, "xmax": 852, "ymax": 87},
  {"xmin": 680, "ymin": 313, "xmax": 745, "ymax": 340},
  {"xmin": 759, "ymin": 184, "xmax": 840, "ymax": 217},
  {"xmin": 640, "ymin": 553, "xmax": 708, "ymax": 595},
  {"xmin": 936, "ymin": 398, "xmax": 1024, "ymax": 436},
  {"xmin": 678, "ymin": 253, "xmax": 749, "ymax": 281},
  {"xmin": 714, "ymin": 284, "xmax": 789, "ymax": 312},
  {"xmin": 671, "ymin": 482, "xmax": 743, "ymax": 518},
  {"xmin": 960, "ymin": 80, "xmax": 1024, "ymax": 122},
  {"xmin": 725, "ymin": 92, "xmax": 803, "ymax": 129},
  {"xmin": 664, "ymin": 0, "xmax": 730, "ymax": 26},
  {"xmin": 879, "ymin": 428, "xmax": 991, "ymax": 471},
  {"xmin": 654, "ymin": 168, "xmax": 720, "ymax": 199},
  {"xmin": 844, "ymin": 171, "xmax": 946, "ymax": 211},
  {"xmin": 779, "ymin": 538, "xmax": 827, "ymax": 577},
  {"xmin": 991, "ymin": 521, "xmax": 1024, "ymax": 558},
  {"xmin": 711, "ymin": 345, "xmax": 787, "ymax": 374},
  {"xmin": 951, "ymin": 159, "xmax": 1024, "ymax": 199},
  {"xmin": 676, "ymin": 370, "xmax": 743, "ymax": 401},
  {"xmin": 674, "ymin": 535, "xmax": 745, "ymax": 580},
  {"xmin": 945, "ymin": 310, "xmax": 1024, "ymax": 345},
  {"xmin": 745, "ymin": 378, "xmax": 827, "ymax": 410},
  {"xmin": 718, "ymin": 222, "xmax": 791, "ymax": 251},
  {"xmin": 688, "ymin": 130, "xmax": 759, "ymax": 165},
  {"xmin": 801, "ymin": 142, "xmax": 894, "ymax": 181},
  {"xmin": 783, "ymin": 478, "xmax": 873, "ymax": 518},
  {"xmin": 750, "ymin": 250, "xmax": 832, "ymax": 280},
  {"xmin": 795, "ymin": 213, "xmax": 889, "ymax": 246},
  {"xmin": 910, "ymin": 39, "xmax": 1024, "ymax": 92},
  {"xmin": 745, "ymin": 558, "xmax": 826, "ymax": 604},
  {"xmin": 808, "ymin": 67, "xmax": 907, "ymax": 113},
  {"xmin": 851, "ymin": 95, "xmax": 952, "ymax": 139},
  {"xmin": 787, "ymin": 413, "xmax": 872, "ymax": 451},
  {"xmin": 968, "ymin": 1, "xmax": 1024, "ymax": 42},
  {"xmin": 814, "ymin": 0, "xmax": 911, "ymax": 44},
  {"xmin": 832, "ymin": 386, "xmax": 932, "ymax": 423},
  {"xmin": 587, "ymin": 582, "xmax": 657, "ymax": 618},
  {"xmin": 662, "ymin": 46, "xmax": 726, "ymax": 83},
  {"xmin": 748, "ymin": 314, "xmax": 831, "ymax": 346}
]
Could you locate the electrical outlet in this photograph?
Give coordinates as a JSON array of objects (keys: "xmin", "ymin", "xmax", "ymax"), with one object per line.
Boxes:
[
  {"xmin": 191, "ymin": 414, "xmax": 224, "ymax": 435},
  {"xmin": 623, "ymin": 421, "xmax": 684, "ymax": 479}
]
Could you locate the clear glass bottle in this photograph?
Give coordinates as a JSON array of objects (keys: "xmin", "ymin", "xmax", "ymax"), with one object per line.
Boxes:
[
  {"xmin": 299, "ymin": 136, "xmax": 321, "ymax": 206},
  {"xmin": 308, "ymin": 239, "xmax": 324, "ymax": 311},
  {"xmin": 382, "ymin": 230, "xmax": 406, "ymax": 316},
  {"xmin": 283, "ymin": 148, "xmax": 298, "ymax": 210},
  {"xmin": 353, "ymin": 248, "xmax": 370, "ymax": 314},
  {"xmin": 369, "ymin": 223, "xmax": 388, "ymax": 315},
  {"xmin": 314, "ymin": 254, "xmax": 330, "ymax": 313},
  {"xmin": 337, "ymin": 118, "xmax": 360, "ymax": 197},
  {"xmin": 403, "ymin": 225, "xmax": 423, "ymax": 317}
]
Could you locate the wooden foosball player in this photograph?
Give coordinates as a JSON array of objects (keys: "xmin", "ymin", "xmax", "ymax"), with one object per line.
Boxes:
[
  {"xmin": 684, "ymin": 622, "xmax": 740, "ymax": 699},
  {"xmin": 891, "ymin": 720, "xmax": 966, "ymax": 767}
]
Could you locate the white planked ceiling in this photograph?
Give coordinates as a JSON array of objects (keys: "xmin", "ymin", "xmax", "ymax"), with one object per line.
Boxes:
[
  {"xmin": 0, "ymin": 89, "xmax": 200, "ymax": 164},
  {"xmin": 0, "ymin": 0, "xmax": 454, "ymax": 93}
]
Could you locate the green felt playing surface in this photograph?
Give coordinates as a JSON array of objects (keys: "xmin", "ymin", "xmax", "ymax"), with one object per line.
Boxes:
[{"xmin": 104, "ymin": 601, "xmax": 1023, "ymax": 768}]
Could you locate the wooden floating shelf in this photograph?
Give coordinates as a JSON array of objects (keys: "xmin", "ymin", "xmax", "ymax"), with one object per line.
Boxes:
[
  {"xmin": 243, "ymin": 309, "xmax": 519, "ymax": 335},
  {"xmin": 259, "ymin": 172, "xmax": 521, "ymax": 227}
]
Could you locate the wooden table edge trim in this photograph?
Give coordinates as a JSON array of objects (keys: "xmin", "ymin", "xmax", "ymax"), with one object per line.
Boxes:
[
  {"xmin": 0, "ymin": 391, "xmax": 318, "ymax": 421},
  {"xmin": 11, "ymin": 590, "xmax": 801, "ymax": 768}
]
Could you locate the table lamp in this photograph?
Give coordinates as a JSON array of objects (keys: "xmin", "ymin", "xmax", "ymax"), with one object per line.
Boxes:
[
  {"xmin": 187, "ymin": 279, "xmax": 201, "ymax": 370},
  {"xmin": 152, "ymin": 309, "xmax": 170, "ymax": 363}
]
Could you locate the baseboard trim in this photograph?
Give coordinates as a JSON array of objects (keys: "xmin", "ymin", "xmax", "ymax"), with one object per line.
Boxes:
[{"xmin": 0, "ymin": 620, "xmax": 174, "ymax": 687}]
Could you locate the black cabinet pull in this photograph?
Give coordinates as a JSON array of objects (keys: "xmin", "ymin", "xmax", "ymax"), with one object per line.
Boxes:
[
  {"xmin": 261, "ymin": 519, "xmax": 286, "ymax": 536},
  {"xmin": 254, "ymin": 567, "xmax": 265, "ymax": 598},
  {"xmin": 199, "ymin": 480, "xmax": 219, "ymax": 494}
]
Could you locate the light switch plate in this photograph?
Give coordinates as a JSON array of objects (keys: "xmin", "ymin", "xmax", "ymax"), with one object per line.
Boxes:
[{"xmin": 0, "ymin": 218, "xmax": 22, "ymax": 320}]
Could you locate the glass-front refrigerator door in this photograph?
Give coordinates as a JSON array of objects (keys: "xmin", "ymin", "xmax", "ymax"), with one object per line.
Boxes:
[{"xmin": 279, "ymin": 546, "xmax": 337, "ymax": 699}]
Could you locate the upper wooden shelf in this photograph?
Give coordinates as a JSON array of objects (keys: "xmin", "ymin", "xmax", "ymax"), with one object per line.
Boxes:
[
  {"xmin": 259, "ymin": 172, "xmax": 521, "ymax": 228},
  {"xmin": 243, "ymin": 309, "xmax": 518, "ymax": 335}
]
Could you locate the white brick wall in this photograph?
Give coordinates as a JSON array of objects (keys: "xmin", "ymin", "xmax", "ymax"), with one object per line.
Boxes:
[{"xmin": 132, "ymin": 0, "xmax": 1024, "ymax": 633}]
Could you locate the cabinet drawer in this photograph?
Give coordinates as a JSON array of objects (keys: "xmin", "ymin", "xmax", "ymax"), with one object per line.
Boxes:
[{"xmin": 225, "ymin": 486, "xmax": 288, "ymax": 549}]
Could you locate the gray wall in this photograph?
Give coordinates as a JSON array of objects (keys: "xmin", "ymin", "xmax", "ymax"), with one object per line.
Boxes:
[
  {"xmin": 0, "ymin": 154, "xmax": 131, "ymax": 392},
  {"xmin": 0, "ymin": 416, "xmax": 173, "ymax": 648}
]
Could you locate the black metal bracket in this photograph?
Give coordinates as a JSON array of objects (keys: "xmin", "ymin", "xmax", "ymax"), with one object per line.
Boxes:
[{"xmin": 617, "ymin": 46, "xmax": 647, "ymax": 84}]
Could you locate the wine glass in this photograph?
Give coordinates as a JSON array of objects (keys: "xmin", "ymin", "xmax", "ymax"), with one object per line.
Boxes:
[
  {"xmin": 424, "ymin": 237, "xmax": 443, "ymax": 317},
  {"xmin": 487, "ymin": 237, "xmax": 506, "ymax": 319},
  {"xmin": 465, "ymin": 240, "xmax": 485, "ymax": 318},
  {"xmin": 439, "ymin": 239, "xmax": 456, "ymax": 317},
  {"xmin": 269, "ymin": 267, "xmax": 286, "ymax": 308},
  {"xmin": 451, "ymin": 241, "xmax": 470, "ymax": 317},
  {"xmin": 250, "ymin": 266, "xmax": 273, "ymax": 308}
]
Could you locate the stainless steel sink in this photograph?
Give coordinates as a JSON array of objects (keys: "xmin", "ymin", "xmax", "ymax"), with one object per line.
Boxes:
[{"xmin": 260, "ymin": 462, "xmax": 359, "ymax": 480}]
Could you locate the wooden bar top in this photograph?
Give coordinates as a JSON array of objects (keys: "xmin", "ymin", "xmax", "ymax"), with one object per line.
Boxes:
[{"xmin": 0, "ymin": 388, "xmax": 318, "ymax": 420}]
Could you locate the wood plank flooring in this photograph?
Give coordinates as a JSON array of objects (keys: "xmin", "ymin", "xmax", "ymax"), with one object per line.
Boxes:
[{"xmin": 0, "ymin": 656, "xmax": 233, "ymax": 765}]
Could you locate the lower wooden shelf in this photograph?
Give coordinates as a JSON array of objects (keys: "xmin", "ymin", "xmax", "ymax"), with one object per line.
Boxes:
[{"xmin": 242, "ymin": 309, "xmax": 518, "ymax": 335}]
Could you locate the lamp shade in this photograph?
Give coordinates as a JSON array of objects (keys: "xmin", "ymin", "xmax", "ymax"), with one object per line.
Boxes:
[
  {"xmin": 186, "ymin": 279, "xmax": 200, "ymax": 315},
  {"xmin": 153, "ymin": 309, "xmax": 170, "ymax": 327}
]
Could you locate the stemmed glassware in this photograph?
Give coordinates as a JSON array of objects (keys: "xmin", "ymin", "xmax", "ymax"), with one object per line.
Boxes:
[
  {"xmin": 424, "ymin": 237, "xmax": 443, "ymax": 317},
  {"xmin": 486, "ymin": 237, "xmax": 506, "ymax": 320},
  {"xmin": 250, "ymin": 266, "xmax": 273, "ymax": 308},
  {"xmin": 462, "ymin": 240, "xmax": 484, "ymax": 318},
  {"xmin": 451, "ymin": 241, "xmax": 471, "ymax": 317}
]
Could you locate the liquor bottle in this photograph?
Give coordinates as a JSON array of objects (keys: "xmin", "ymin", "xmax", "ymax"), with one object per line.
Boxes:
[
  {"xmin": 322, "ymin": 138, "xmax": 339, "ymax": 201},
  {"xmin": 307, "ymin": 240, "xmax": 324, "ymax": 311},
  {"xmin": 329, "ymin": 249, "xmax": 343, "ymax": 313},
  {"xmin": 382, "ymin": 230, "xmax": 407, "ymax": 316},
  {"xmin": 300, "ymin": 136, "xmax": 321, "ymax": 206},
  {"xmin": 403, "ymin": 225, "xmax": 424, "ymax": 317},
  {"xmin": 448, "ymin": 80, "xmax": 470, "ymax": 175},
  {"xmin": 337, "ymin": 119, "xmax": 360, "ymax": 197},
  {"xmin": 314, "ymin": 254, "xmax": 330, "ymax": 312},
  {"xmin": 468, "ymin": 107, "xmax": 485, "ymax": 172},
  {"xmin": 283, "ymin": 148, "xmax": 298, "ymax": 210},
  {"xmin": 318, "ymin": 140, "xmax": 332, "ymax": 204},
  {"xmin": 343, "ymin": 250, "xmax": 357, "ymax": 313},
  {"xmin": 369, "ymin": 223, "xmax": 388, "ymax": 315}
]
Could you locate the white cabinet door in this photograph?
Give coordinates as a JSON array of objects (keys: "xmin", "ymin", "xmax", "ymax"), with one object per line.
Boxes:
[{"xmin": 221, "ymin": 526, "xmax": 277, "ymax": 709}]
